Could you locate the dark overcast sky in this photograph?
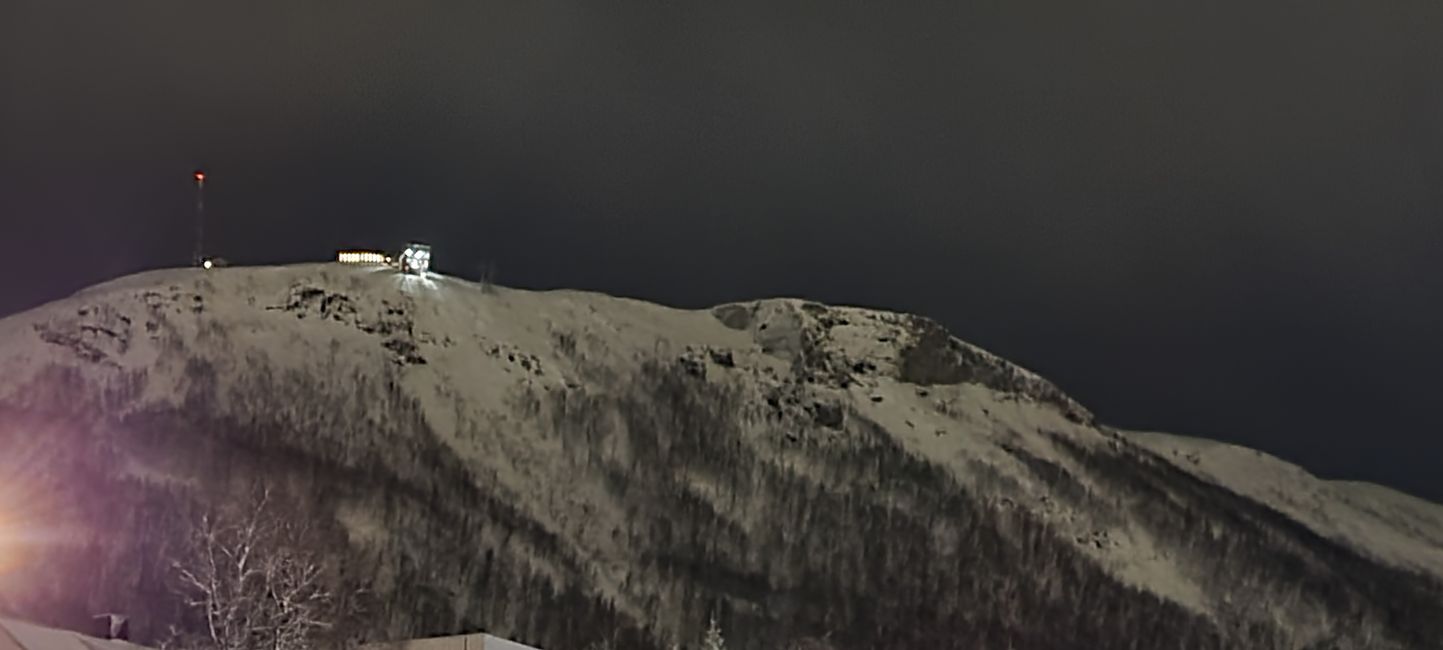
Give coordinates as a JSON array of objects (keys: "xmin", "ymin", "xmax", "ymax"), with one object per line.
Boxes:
[{"xmin": 3, "ymin": 1, "xmax": 1442, "ymax": 501}]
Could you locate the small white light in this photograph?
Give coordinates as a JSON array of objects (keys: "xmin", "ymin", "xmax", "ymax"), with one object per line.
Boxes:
[{"xmin": 202, "ymin": 259, "xmax": 213, "ymax": 269}]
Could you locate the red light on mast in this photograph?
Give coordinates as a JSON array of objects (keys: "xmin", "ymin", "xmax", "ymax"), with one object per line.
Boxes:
[{"xmin": 194, "ymin": 170, "xmax": 205, "ymax": 182}]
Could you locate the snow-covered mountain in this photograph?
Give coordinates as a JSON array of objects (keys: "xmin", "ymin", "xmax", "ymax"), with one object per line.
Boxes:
[
  {"xmin": 1, "ymin": 264, "xmax": 1440, "ymax": 650},
  {"xmin": 1129, "ymin": 431, "xmax": 1443, "ymax": 581}
]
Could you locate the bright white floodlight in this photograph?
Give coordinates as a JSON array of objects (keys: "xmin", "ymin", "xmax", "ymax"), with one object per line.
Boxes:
[{"xmin": 400, "ymin": 243, "xmax": 432, "ymax": 275}]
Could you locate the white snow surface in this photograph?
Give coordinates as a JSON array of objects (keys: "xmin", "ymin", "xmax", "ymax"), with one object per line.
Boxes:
[
  {"xmin": 2, "ymin": 263, "xmax": 1440, "ymax": 618},
  {"xmin": 1129, "ymin": 430, "xmax": 1443, "ymax": 581}
]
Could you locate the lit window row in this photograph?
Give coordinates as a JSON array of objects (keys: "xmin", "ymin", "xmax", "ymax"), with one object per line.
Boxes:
[{"xmin": 337, "ymin": 251, "xmax": 390, "ymax": 265}]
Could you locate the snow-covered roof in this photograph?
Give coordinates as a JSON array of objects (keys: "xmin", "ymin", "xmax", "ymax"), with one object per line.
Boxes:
[
  {"xmin": 364, "ymin": 632, "xmax": 540, "ymax": 650},
  {"xmin": 0, "ymin": 619, "xmax": 149, "ymax": 650}
]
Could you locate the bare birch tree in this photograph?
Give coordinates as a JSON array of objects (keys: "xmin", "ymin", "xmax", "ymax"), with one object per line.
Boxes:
[{"xmin": 171, "ymin": 487, "xmax": 337, "ymax": 650}]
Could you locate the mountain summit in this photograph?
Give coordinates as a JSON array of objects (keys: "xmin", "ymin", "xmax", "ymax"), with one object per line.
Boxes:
[{"xmin": 1, "ymin": 264, "xmax": 1440, "ymax": 649}]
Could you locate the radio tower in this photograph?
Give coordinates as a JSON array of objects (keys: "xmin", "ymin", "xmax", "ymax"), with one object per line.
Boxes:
[{"xmin": 193, "ymin": 169, "xmax": 207, "ymax": 267}]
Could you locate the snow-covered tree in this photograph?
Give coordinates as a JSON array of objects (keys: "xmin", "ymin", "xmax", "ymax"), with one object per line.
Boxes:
[
  {"xmin": 700, "ymin": 616, "xmax": 726, "ymax": 650},
  {"xmin": 170, "ymin": 487, "xmax": 338, "ymax": 650}
]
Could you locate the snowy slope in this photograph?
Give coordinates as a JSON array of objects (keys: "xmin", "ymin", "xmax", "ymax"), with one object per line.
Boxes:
[
  {"xmin": 1129, "ymin": 430, "xmax": 1443, "ymax": 580},
  {"xmin": 1, "ymin": 264, "xmax": 1441, "ymax": 650},
  {"xmin": 0, "ymin": 265, "xmax": 1192, "ymax": 607}
]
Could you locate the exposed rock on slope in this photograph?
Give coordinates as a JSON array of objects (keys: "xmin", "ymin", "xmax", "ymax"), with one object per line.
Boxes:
[{"xmin": 1, "ymin": 265, "xmax": 1441, "ymax": 650}]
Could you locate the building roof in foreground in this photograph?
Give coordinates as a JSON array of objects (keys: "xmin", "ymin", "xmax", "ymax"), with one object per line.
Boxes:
[
  {"xmin": 364, "ymin": 632, "xmax": 540, "ymax": 650},
  {"xmin": 0, "ymin": 619, "xmax": 148, "ymax": 650}
]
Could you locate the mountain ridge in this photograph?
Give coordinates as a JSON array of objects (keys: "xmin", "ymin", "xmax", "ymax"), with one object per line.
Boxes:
[{"xmin": 1, "ymin": 264, "xmax": 1440, "ymax": 650}]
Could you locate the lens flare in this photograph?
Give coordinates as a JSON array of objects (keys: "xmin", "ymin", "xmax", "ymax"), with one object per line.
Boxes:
[
  {"xmin": 0, "ymin": 419, "xmax": 76, "ymax": 584},
  {"xmin": 0, "ymin": 513, "xmax": 13, "ymax": 575}
]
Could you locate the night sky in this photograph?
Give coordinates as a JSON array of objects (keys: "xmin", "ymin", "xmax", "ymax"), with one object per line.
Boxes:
[{"xmin": 3, "ymin": 2, "xmax": 1442, "ymax": 501}]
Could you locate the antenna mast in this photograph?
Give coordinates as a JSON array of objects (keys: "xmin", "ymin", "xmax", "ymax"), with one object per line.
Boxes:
[{"xmin": 193, "ymin": 169, "xmax": 206, "ymax": 265}]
